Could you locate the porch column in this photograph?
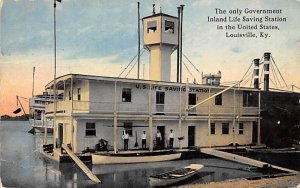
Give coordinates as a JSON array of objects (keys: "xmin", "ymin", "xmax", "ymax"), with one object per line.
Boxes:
[
  {"xmin": 148, "ymin": 83, "xmax": 153, "ymax": 152},
  {"xmin": 208, "ymin": 88, "xmax": 211, "ymax": 148},
  {"xmin": 178, "ymin": 86, "xmax": 182, "ymax": 149},
  {"xmin": 113, "ymin": 81, "xmax": 118, "ymax": 153},
  {"xmin": 233, "ymin": 89, "xmax": 236, "ymax": 146},
  {"xmin": 70, "ymin": 76, "xmax": 74, "ymax": 150}
]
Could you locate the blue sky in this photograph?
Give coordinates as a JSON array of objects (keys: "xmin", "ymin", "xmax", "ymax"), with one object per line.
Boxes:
[{"xmin": 0, "ymin": 0, "xmax": 300, "ymax": 115}]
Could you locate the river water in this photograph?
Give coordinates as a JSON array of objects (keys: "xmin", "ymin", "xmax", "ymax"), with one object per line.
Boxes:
[{"xmin": 0, "ymin": 121, "xmax": 284, "ymax": 188}]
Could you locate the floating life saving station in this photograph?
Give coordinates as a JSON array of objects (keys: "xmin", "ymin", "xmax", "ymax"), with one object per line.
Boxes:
[{"xmin": 43, "ymin": 6, "xmax": 262, "ymax": 164}]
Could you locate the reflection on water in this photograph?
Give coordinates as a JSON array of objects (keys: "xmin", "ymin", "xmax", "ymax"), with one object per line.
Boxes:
[{"xmin": 0, "ymin": 121, "xmax": 267, "ymax": 187}]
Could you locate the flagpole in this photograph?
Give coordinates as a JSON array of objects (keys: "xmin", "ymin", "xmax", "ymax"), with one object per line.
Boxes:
[{"xmin": 53, "ymin": 0, "xmax": 58, "ymax": 148}]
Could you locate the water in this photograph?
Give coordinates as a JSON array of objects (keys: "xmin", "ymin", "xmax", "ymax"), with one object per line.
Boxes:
[{"xmin": 0, "ymin": 121, "xmax": 270, "ymax": 187}]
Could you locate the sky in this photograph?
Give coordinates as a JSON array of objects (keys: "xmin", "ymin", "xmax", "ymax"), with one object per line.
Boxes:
[{"xmin": 0, "ymin": 0, "xmax": 300, "ymax": 116}]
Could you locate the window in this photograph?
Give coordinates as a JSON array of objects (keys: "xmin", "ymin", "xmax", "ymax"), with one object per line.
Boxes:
[
  {"xmin": 222, "ymin": 123, "xmax": 229, "ymax": 134},
  {"xmin": 122, "ymin": 88, "xmax": 132, "ymax": 102},
  {"xmin": 147, "ymin": 21, "xmax": 157, "ymax": 33},
  {"xmin": 165, "ymin": 20, "xmax": 174, "ymax": 33},
  {"xmin": 215, "ymin": 94, "xmax": 222, "ymax": 105},
  {"xmin": 68, "ymin": 90, "xmax": 71, "ymax": 100},
  {"xmin": 243, "ymin": 91, "xmax": 258, "ymax": 107},
  {"xmin": 211, "ymin": 123, "xmax": 215, "ymax": 135},
  {"xmin": 86, "ymin": 122, "xmax": 96, "ymax": 136},
  {"xmin": 188, "ymin": 93, "xmax": 197, "ymax": 105},
  {"xmin": 77, "ymin": 88, "xmax": 81, "ymax": 101},
  {"xmin": 124, "ymin": 122, "xmax": 133, "ymax": 136},
  {"xmin": 156, "ymin": 91, "xmax": 165, "ymax": 104},
  {"xmin": 239, "ymin": 123, "xmax": 244, "ymax": 134}
]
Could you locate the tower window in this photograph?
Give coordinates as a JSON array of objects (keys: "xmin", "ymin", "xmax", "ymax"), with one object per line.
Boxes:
[
  {"xmin": 215, "ymin": 94, "xmax": 222, "ymax": 105},
  {"xmin": 122, "ymin": 88, "xmax": 132, "ymax": 102},
  {"xmin": 165, "ymin": 20, "xmax": 174, "ymax": 33},
  {"xmin": 147, "ymin": 21, "xmax": 157, "ymax": 33}
]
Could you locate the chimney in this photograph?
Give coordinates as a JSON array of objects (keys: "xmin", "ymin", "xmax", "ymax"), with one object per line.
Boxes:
[
  {"xmin": 253, "ymin": 58, "xmax": 260, "ymax": 89},
  {"xmin": 263, "ymin": 52, "xmax": 271, "ymax": 91}
]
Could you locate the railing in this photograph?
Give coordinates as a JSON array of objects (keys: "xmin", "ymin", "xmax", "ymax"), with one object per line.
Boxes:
[
  {"xmin": 44, "ymin": 100, "xmax": 259, "ymax": 117},
  {"xmin": 29, "ymin": 119, "xmax": 53, "ymax": 128}
]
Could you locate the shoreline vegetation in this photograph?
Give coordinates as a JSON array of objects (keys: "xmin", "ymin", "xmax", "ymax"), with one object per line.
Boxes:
[{"xmin": 0, "ymin": 114, "xmax": 29, "ymax": 121}]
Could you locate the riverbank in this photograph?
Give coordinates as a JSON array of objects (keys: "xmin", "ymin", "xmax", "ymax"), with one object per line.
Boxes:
[{"xmin": 182, "ymin": 173, "xmax": 300, "ymax": 188}]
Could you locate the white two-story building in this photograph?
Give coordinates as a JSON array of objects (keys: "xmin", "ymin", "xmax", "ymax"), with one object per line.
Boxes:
[{"xmin": 44, "ymin": 10, "xmax": 260, "ymax": 156}]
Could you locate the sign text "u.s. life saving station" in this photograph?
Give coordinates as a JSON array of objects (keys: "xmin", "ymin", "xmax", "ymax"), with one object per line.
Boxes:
[{"xmin": 135, "ymin": 84, "xmax": 209, "ymax": 93}]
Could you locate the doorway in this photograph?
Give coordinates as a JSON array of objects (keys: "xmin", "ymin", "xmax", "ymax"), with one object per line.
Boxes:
[
  {"xmin": 157, "ymin": 126, "xmax": 165, "ymax": 148},
  {"xmin": 188, "ymin": 126, "xmax": 195, "ymax": 147},
  {"xmin": 58, "ymin": 123, "xmax": 63, "ymax": 148},
  {"xmin": 252, "ymin": 121, "xmax": 258, "ymax": 144}
]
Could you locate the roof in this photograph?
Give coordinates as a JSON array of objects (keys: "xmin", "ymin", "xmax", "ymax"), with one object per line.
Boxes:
[
  {"xmin": 142, "ymin": 12, "xmax": 178, "ymax": 20},
  {"xmin": 45, "ymin": 73, "xmax": 260, "ymax": 92}
]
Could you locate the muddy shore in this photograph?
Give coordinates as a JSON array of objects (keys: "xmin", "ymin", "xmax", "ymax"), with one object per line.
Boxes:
[{"xmin": 182, "ymin": 173, "xmax": 300, "ymax": 188}]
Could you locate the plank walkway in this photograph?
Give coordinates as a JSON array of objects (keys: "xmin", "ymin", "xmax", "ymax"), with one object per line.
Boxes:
[
  {"xmin": 62, "ymin": 144, "xmax": 101, "ymax": 184},
  {"xmin": 201, "ymin": 148, "xmax": 298, "ymax": 174}
]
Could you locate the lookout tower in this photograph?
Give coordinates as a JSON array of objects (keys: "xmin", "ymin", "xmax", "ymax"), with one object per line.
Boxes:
[{"xmin": 143, "ymin": 11, "xmax": 179, "ymax": 82}]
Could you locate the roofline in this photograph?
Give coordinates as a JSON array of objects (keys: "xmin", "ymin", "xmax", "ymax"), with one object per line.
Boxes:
[
  {"xmin": 45, "ymin": 73, "xmax": 264, "ymax": 92},
  {"xmin": 142, "ymin": 12, "xmax": 178, "ymax": 20}
]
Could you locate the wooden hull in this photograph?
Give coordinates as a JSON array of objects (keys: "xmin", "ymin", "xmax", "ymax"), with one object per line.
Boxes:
[
  {"xmin": 92, "ymin": 151, "xmax": 181, "ymax": 164},
  {"xmin": 149, "ymin": 164, "xmax": 203, "ymax": 187}
]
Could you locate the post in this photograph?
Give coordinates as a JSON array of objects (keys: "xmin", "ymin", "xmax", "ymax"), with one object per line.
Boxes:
[
  {"xmin": 53, "ymin": 0, "xmax": 58, "ymax": 148},
  {"xmin": 176, "ymin": 7, "xmax": 180, "ymax": 83},
  {"xmin": 233, "ymin": 89, "xmax": 236, "ymax": 146},
  {"xmin": 113, "ymin": 81, "xmax": 118, "ymax": 153},
  {"xmin": 179, "ymin": 86, "xmax": 182, "ymax": 149},
  {"xmin": 179, "ymin": 5, "xmax": 184, "ymax": 83},
  {"xmin": 71, "ymin": 76, "xmax": 74, "ymax": 150},
  {"xmin": 208, "ymin": 88, "xmax": 211, "ymax": 147},
  {"xmin": 257, "ymin": 90, "xmax": 261, "ymax": 145},
  {"xmin": 137, "ymin": 2, "xmax": 141, "ymax": 79},
  {"xmin": 148, "ymin": 83, "xmax": 153, "ymax": 151}
]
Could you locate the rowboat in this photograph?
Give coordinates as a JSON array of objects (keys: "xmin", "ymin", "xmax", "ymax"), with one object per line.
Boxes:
[
  {"xmin": 292, "ymin": 144, "xmax": 300, "ymax": 150},
  {"xmin": 246, "ymin": 147, "xmax": 300, "ymax": 154},
  {"xmin": 92, "ymin": 150, "xmax": 181, "ymax": 164},
  {"xmin": 149, "ymin": 164, "xmax": 203, "ymax": 187}
]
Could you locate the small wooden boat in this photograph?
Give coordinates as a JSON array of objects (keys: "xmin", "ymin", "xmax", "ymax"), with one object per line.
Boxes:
[
  {"xmin": 246, "ymin": 147, "xmax": 300, "ymax": 154},
  {"xmin": 149, "ymin": 164, "xmax": 203, "ymax": 187},
  {"xmin": 92, "ymin": 150, "xmax": 181, "ymax": 164},
  {"xmin": 292, "ymin": 144, "xmax": 300, "ymax": 150}
]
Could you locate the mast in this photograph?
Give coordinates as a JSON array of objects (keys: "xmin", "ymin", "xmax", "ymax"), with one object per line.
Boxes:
[
  {"xmin": 176, "ymin": 7, "xmax": 180, "ymax": 83},
  {"xmin": 137, "ymin": 2, "xmax": 141, "ymax": 79},
  {"xmin": 32, "ymin": 66, "xmax": 35, "ymax": 97},
  {"xmin": 53, "ymin": 0, "xmax": 61, "ymax": 147},
  {"xmin": 179, "ymin": 5, "xmax": 184, "ymax": 83}
]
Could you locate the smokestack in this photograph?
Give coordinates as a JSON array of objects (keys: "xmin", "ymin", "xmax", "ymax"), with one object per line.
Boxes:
[
  {"xmin": 263, "ymin": 52, "xmax": 271, "ymax": 91},
  {"xmin": 253, "ymin": 58, "xmax": 260, "ymax": 89},
  {"xmin": 152, "ymin": 4, "xmax": 155, "ymax": 15}
]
